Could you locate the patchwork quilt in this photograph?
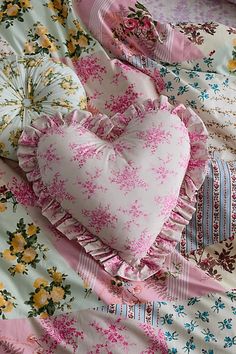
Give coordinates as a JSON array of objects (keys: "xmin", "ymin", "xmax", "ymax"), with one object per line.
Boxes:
[{"xmin": 0, "ymin": 0, "xmax": 235, "ymax": 353}]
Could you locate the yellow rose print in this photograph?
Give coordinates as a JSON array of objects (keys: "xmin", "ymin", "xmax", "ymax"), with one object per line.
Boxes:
[
  {"xmin": 14, "ymin": 263, "xmax": 26, "ymax": 273},
  {"xmin": 26, "ymin": 267, "xmax": 74, "ymax": 317},
  {"xmin": 52, "ymin": 271, "xmax": 63, "ymax": 283},
  {"xmin": 0, "ymin": 295, "xmax": 6, "ymax": 307},
  {"xmin": 50, "ymin": 286, "xmax": 65, "ymax": 302},
  {"xmin": 27, "ymin": 224, "xmax": 38, "ymax": 236},
  {"xmin": 67, "ymin": 39, "xmax": 76, "ymax": 55},
  {"xmin": 33, "ymin": 288, "xmax": 50, "ymax": 308},
  {"xmin": 0, "ymin": 282, "xmax": 4, "ymax": 290},
  {"xmin": 6, "ymin": 4, "xmax": 19, "ymax": 17},
  {"xmin": 76, "ymin": 35, "xmax": 88, "ymax": 48},
  {"xmin": 54, "ymin": 0, "xmax": 63, "ymax": 11},
  {"xmin": 228, "ymin": 59, "xmax": 236, "ymax": 72},
  {"xmin": 36, "ymin": 25, "xmax": 48, "ymax": 36},
  {"xmin": 2, "ymin": 249, "xmax": 16, "ymax": 261},
  {"xmin": 22, "ymin": 247, "xmax": 37, "ymax": 263},
  {"xmin": 24, "ymin": 42, "xmax": 35, "ymax": 54},
  {"xmin": 40, "ymin": 312, "xmax": 49, "ymax": 319},
  {"xmin": 33, "ymin": 278, "xmax": 48, "ymax": 288},
  {"xmin": 19, "ymin": 0, "xmax": 32, "ymax": 9},
  {"xmin": 0, "ymin": 284, "xmax": 16, "ymax": 318},
  {"xmin": 0, "ymin": 202, "xmax": 7, "ymax": 213},
  {"xmin": 11, "ymin": 233, "xmax": 26, "ymax": 253},
  {"xmin": 3, "ymin": 301, "xmax": 14, "ymax": 313}
]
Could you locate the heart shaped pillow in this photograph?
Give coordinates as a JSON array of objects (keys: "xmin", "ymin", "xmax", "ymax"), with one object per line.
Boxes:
[{"xmin": 17, "ymin": 97, "xmax": 208, "ymax": 280}]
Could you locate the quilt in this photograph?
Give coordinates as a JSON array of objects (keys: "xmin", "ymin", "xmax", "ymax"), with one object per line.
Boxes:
[{"xmin": 0, "ymin": 0, "xmax": 235, "ymax": 353}]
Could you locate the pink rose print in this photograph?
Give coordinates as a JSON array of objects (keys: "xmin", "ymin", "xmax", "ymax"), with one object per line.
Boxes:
[
  {"xmin": 36, "ymin": 314, "xmax": 84, "ymax": 354},
  {"xmin": 76, "ymin": 168, "xmax": 107, "ymax": 199},
  {"xmin": 109, "ymin": 163, "xmax": 148, "ymax": 194},
  {"xmin": 123, "ymin": 18, "xmax": 139, "ymax": 30},
  {"xmin": 155, "ymin": 194, "xmax": 178, "ymax": 219},
  {"xmin": 46, "ymin": 172, "xmax": 75, "ymax": 202},
  {"xmin": 82, "ymin": 204, "xmax": 118, "ymax": 233},
  {"xmin": 105, "ymin": 84, "xmax": 140, "ymax": 113},
  {"xmin": 119, "ymin": 200, "xmax": 148, "ymax": 231},
  {"xmin": 125, "ymin": 229, "xmax": 153, "ymax": 258},
  {"xmin": 151, "ymin": 166, "xmax": 175, "ymax": 184},
  {"xmin": 73, "ymin": 56, "xmax": 107, "ymax": 85},
  {"xmin": 137, "ymin": 123, "xmax": 172, "ymax": 154},
  {"xmin": 8, "ymin": 176, "xmax": 37, "ymax": 206},
  {"xmin": 69, "ymin": 142, "xmax": 101, "ymax": 167}
]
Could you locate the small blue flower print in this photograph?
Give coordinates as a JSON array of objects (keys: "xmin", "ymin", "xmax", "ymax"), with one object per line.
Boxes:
[
  {"xmin": 198, "ymin": 89, "xmax": 209, "ymax": 101},
  {"xmin": 183, "ymin": 337, "xmax": 196, "ymax": 353},
  {"xmin": 224, "ymin": 336, "xmax": 236, "ymax": 348},
  {"xmin": 205, "ymin": 73, "xmax": 214, "ymax": 80},
  {"xmin": 209, "ymin": 84, "xmax": 220, "ymax": 93},
  {"xmin": 161, "ymin": 313, "xmax": 174, "ymax": 325},
  {"xmin": 218, "ymin": 318, "xmax": 233, "ymax": 330},
  {"xmin": 173, "ymin": 305, "xmax": 187, "ymax": 317},
  {"xmin": 184, "ymin": 320, "xmax": 199, "ymax": 334},
  {"xmin": 211, "ymin": 297, "xmax": 225, "ymax": 313},
  {"xmin": 195, "ymin": 311, "xmax": 209, "ymax": 322},
  {"xmin": 165, "ymin": 81, "xmax": 174, "ymax": 91},
  {"xmin": 201, "ymin": 328, "xmax": 217, "ymax": 343},
  {"xmin": 165, "ymin": 331, "xmax": 179, "ymax": 341}
]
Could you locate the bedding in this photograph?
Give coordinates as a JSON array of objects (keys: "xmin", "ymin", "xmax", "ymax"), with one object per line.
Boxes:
[{"xmin": 0, "ymin": 0, "xmax": 235, "ymax": 353}]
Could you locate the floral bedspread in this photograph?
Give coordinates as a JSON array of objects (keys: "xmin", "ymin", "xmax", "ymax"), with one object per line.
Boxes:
[{"xmin": 0, "ymin": 0, "xmax": 235, "ymax": 353}]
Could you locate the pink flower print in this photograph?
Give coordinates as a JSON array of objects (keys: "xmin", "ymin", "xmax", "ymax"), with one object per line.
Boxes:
[
  {"xmin": 105, "ymin": 84, "xmax": 140, "ymax": 114},
  {"xmin": 119, "ymin": 200, "xmax": 148, "ymax": 231},
  {"xmin": 109, "ymin": 163, "xmax": 148, "ymax": 194},
  {"xmin": 76, "ymin": 168, "xmax": 107, "ymax": 199},
  {"xmin": 111, "ymin": 71, "xmax": 128, "ymax": 85},
  {"xmin": 38, "ymin": 144, "xmax": 61, "ymax": 172},
  {"xmin": 189, "ymin": 131, "xmax": 208, "ymax": 142},
  {"xmin": 188, "ymin": 159, "xmax": 207, "ymax": 171},
  {"xmin": 69, "ymin": 142, "xmax": 101, "ymax": 167},
  {"xmin": 8, "ymin": 176, "xmax": 37, "ymax": 206},
  {"xmin": 125, "ymin": 229, "xmax": 153, "ymax": 258},
  {"xmin": 151, "ymin": 166, "xmax": 175, "ymax": 184},
  {"xmin": 155, "ymin": 194, "xmax": 178, "ymax": 219},
  {"xmin": 39, "ymin": 314, "xmax": 84, "ymax": 354},
  {"xmin": 113, "ymin": 141, "xmax": 132, "ymax": 154},
  {"xmin": 140, "ymin": 16, "xmax": 153, "ymax": 30},
  {"xmin": 139, "ymin": 323, "xmax": 168, "ymax": 354},
  {"xmin": 73, "ymin": 56, "xmax": 107, "ymax": 85},
  {"xmin": 178, "ymin": 154, "xmax": 190, "ymax": 169},
  {"xmin": 46, "ymin": 172, "xmax": 75, "ymax": 203},
  {"xmin": 123, "ymin": 18, "xmax": 139, "ymax": 30},
  {"xmin": 88, "ymin": 318, "xmax": 130, "ymax": 353},
  {"xmin": 137, "ymin": 123, "xmax": 172, "ymax": 154},
  {"xmin": 82, "ymin": 204, "xmax": 117, "ymax": 234}
]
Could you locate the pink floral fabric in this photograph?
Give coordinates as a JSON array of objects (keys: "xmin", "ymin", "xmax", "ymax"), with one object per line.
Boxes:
[
  {"xmin": 17, "ymin": 96, "xmax": 208, "ymax": 281},
  {"xmin": 0, "ymin": 310, "xmax": 168, "ymax": 354},
  {"xmin": 73, "ymin": 0, "xmax": 203, "ymax": 63}
]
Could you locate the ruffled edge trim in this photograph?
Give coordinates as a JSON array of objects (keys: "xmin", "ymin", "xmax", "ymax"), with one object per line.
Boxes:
[{"xmin": 17, "ymin": 96, "xmax": 209, "ymax": 281}]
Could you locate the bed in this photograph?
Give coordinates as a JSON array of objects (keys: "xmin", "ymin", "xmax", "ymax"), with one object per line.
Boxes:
[{"xmin": 0, "ymin": 0, "xmax": 235, "ymax": 353}]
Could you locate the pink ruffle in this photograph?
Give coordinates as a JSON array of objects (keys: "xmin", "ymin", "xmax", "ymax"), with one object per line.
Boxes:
[{"xmin": 17, "ymin": 96, "xmax": 208, "ymax": 281}]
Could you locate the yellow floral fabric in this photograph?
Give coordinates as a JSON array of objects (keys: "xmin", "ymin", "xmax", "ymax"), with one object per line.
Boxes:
[
  {"xmin": 0, "ymin": 55, "xmax": 86, "ymax": 160},
  {"xmin": 0, "ymin": 163, "xmax": 102, "ymax": 320}
]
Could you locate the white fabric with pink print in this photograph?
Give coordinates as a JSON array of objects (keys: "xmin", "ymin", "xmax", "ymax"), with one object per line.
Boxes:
[{"xmin": 17, "ymin": 96, "xmax": 208, "ymax": 281}]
